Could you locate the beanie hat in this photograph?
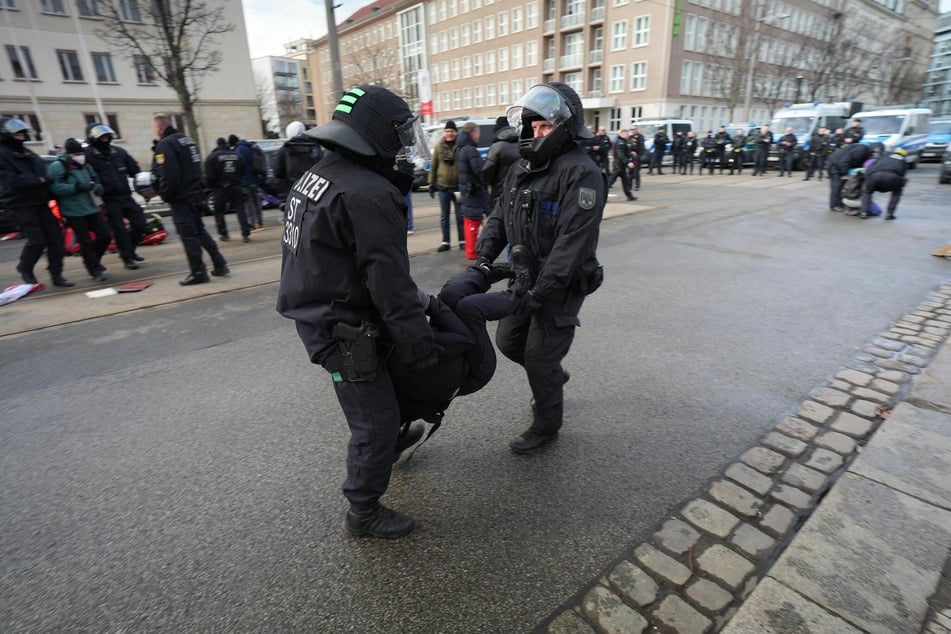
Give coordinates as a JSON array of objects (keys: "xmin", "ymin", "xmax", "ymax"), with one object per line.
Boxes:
[
  {"xmin": 494, "ymin": 116, "xmax": 509, "ymax": 133},
  {"xmin": 228, "ymin": 134, "xmax": 240, "ymax": 146},
  {"xmin": 444, "ymin": 120, "xmax": 457, "ymax": 131},
  {"xmin": 64, "ymin": 138, "xmax": 83, "ymax": 154}
]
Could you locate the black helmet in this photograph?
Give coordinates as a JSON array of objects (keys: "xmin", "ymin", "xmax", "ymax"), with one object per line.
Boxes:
[
  {"xmin": 306, "ymin": 85, "xmax": 419, "ymax": 162},
  {"xmin": 507, "ymin": 82, "xmax": 591, "ymax": 165},
  {"xmin": 0, "ymin": 117, "xmax": 31, "ymax": 142},
  {"xmin": 867, "ymin": 141, "xmax": 885, "ymax": 157},
  {"xmin": 86, "ymin": 122, "xmax": 116, "ymax": 142}
]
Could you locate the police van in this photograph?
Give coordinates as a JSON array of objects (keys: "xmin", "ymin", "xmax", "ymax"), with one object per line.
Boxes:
[
  {"xmin": 767, "ymin": 102, "xmax": 857, "ymax": 169},
  {"xmin": 849, "ymin": 106, "xmax": 931, "ymax": 167},
  {"xmin": 921, "ymin": 118, "xmax": 951, "ymax": 162},
  {"xmin": 635, "ymin": 118, "xmax": 694, "ymax": 164}
]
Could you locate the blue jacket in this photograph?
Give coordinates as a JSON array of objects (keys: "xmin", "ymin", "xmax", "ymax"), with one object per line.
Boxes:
[
  {"xmin": 234, "ymin": 139, "xmax": 259, "ymax": 186},
  {"xmin": 456, "ymin": 131, "xmax": 489, "ymax": 219}
]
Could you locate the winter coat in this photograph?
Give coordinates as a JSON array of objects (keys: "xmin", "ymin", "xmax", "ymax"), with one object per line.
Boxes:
[
  {"xmin": 428, "ymin": 138, "xmax": 459, "ymax": 191},
  {"xmin": 481, "ymin": 126, "xmax": 520, "ymax": 207},
  {"xmin": 456, "ymin": 131, "xmax": 489, "ymax": 219},
  {"xmin": 0, "ymin": 142, "xmax": 49, "ymax": 208},
  {"xmin": 85, "ymin": 143, "xmax": 139, "ymax": 199},
  {"xmin": 46, "ymin": 155, "xmax": 103, "ymax": 217},
  {"xmin": 275, "ymin": 136, "xmax": 322, "ymax": 184}
]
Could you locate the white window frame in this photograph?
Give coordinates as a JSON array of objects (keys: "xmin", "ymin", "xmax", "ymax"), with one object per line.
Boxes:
[
  {"xmin": 611, "ymin": 20, "xmax": 627, "ymax": 50},
  {"xmin": 609, "ymin": 64, "xmax": 624, "ymax": 92},
  {"xmin": 630, "ymin": 60, "xmax": 646, "ymax": 90},
  {"xmin": 633, "ymin": 15, "xmax": 649, "ymax": 46}
]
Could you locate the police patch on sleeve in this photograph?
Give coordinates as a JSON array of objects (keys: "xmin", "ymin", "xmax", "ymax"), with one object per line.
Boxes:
[
  {"xmin": 154, "ymin": 153, "xmax": 165, "ymax": 165},
  {"xmin": 578, "ymin": 187, "xmax": 597, "ymax": 210}
]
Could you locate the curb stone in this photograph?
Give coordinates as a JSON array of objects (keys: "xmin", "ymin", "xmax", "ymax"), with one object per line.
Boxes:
[{"xmin": 537, "ymin": 282, "xmax": 951, "ymax": 634}]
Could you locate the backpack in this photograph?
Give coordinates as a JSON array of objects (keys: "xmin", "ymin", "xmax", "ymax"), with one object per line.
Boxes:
[
  {"xmin": 841, "ymin": 171, "xmax": 864, "ymax": 204},
  {"xmin": 250, "ymin": 143, "xmax": 267, "ymax": 180}
]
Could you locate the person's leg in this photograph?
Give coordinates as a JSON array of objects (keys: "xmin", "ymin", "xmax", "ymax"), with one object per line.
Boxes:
[
  {"xmin": 103, "ymin": 199, "xmax": 134, "ymax": 263},
  {"xmin": 122, "ymin": 197, "xmax": 148, "ymax": 259},
  {"xmin": 36, "ymin": 207, "xmax": 66, "ymax": 282},
  {"xmin": 87, "ymin": 212, "xmax": 113, "ymax": 268},
  {"xmin": 228, "ymin": 186, "xmax": 251, "ymax": 239},
  {"xmin": 885, "ymin": 178, "xmax": 903, "ymax": 219},
  {"xmin": 438, "ymin": 189, "xmax": 452, "ymax": 246},
  {"xmin": 191, "ymin": 200, "xmax": 228, "ymax": 271},
  {"xmin": 171, "ymin": 203, "xmax": 208, "ymax": 276},
  {"xmin": 817, "ymin": 155, "xmax": 826, "ymax": 181},
  {"xmin": 15, "ymin": 206, "xmax": 47, "ymax": 283},
  {"xmin": 66, "ymin": 215, "xmax": 99, "ymax": 275},
  {"xmin": 453, "ymin": 195, "xmax": 464, "ymax": 248},
  {"xmin": 463, "ymin": 216, "xmax": 481, "ymax": 260},
  {"xmin": 212, "ymin": 189, "xmax": 229, "ymax": 239},
  {"xmin": 632, "ymin": 163, "xmax": 641, "ymax": 190},
  {"xmin": 829, "ymin": 169, "xmax": 843, "ymax": 210}
]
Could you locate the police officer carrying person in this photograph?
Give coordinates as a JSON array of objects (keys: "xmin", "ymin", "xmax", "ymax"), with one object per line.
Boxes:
[
  {"xmin": 860, "ymin": 147, "xmax": 908, "ymax": 220},
  {"xmin": 84, "ymin": 123, "xmax": 148, "ymax": 270},
  {"xmin": 475, "ymin": 82, "xmax": 605, "ymax": 454},
  {"xmin": 713, "ymin": 126, "xmax": 732, "ymax": 174},
  {"xmin": 276, "ymin": 85, "xmax": 438, "ymax": 539},
  {"xmin": 728, "ymin": 127, "xmax": 747, "ymax": 175},
  {"xmin": 151, "ymin": 113, "xmax": 228, "ymax": 285},
  {"xmin": 205, "ymin": 136, "xmax": 250, "ymax": 243},
  {"xmin": 777, "ymin": 127, "xmax": 798, "ymax": 177},
  {"xmin": 682, "ymin": 130, "xmax": 699, "ymax": 174},
  {"xmin": 804, "ymin": 127, "xmax": 830, "ymax": 181},
  {"xmin": 629, "ymin": 125, "xmax": 646, "ymax": 190},
  {"xmin": 0, "ymin": 118, "xmax": 73, "ymax": 287},
  {"xmin": 827, "ymin": 141, "xmax": 872, "ymax": 212},
  {"xmin": 611, "ymin": 128, "xmax": 637, "ymax": 201},
  {"xmin": 752, "ymin": 125, "xmax": 773, "ymax": 176}
]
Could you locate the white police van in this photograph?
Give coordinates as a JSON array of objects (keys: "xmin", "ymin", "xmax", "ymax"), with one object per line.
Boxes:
[
  {"xmin": 635, "ymin": 118, "xmax": 694, "ymax": 164},
  {"xmin": 849, "ymin": 106, "xmax": 932, "ymax": 168},
  {"xmin": 768, "ymin": 102, "xmax": 856, "ymax": 168}
]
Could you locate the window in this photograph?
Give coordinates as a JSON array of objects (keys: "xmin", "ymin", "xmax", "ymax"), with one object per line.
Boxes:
[
  {"xmin": 486, "ymin": 83, "xmax": 496, "ymax": 106},
  {"xmin": 120, "ymin": 0, "xmax": 141, "ymax": 21},
  {"xmin": 498, "ymin": 46, "xmax": 508, "ymax": 71},
  {"xmin": 512, "ymin": 79, "xmax": 522, "ymax": 97},
  {"xmin": 472, "ymin": 19, "xmax": 482, "ymax": 43},
  {"xmin": 485, "ymin": 15, "xmax": 495, "ymax": 39},
  {"xmin": 684, "ymin": 14, "xmax": 707, "ymax": 52},
  {"xmin": 57, "ymin": 50, "xmax": 84, "ymax": 81},
  {"xmin": 41, "ymin": 0, "xmax": 66, "ymax": 13},
  {"xmin": 83, "ymin": 113, "xmax": 121, "ymax": 138},
  {"xmin": 564, "ymin": 71, "xmax": 582, "ymax": 94},
  {"xmin": 0, "ymin": 0, "xmax": 16, "ymax": 8},
  {"xmin": 463, "ymin": 88, "xmax": 471, "ymax": 108},
  {"xmin": 512, "ymin": 6, "xmax": 523, "ymax": 32},
  {"xmin": 609, "ymin": 107, "xmax": 621, "ymax": 130},
  {"xmin": 92, "ymin": 52, "xmax": 117, "ymax": 82},
  {"xmin": 77, "ymin": 0, "xmax": 100, "ymax": 17},
  {"xmin": 7, "ymin": 46, "xmax": 38, "ymax": 80},
  {"xmin": 609, "ymin": 64, "xmax": 624, "ymax": 92},
  {"xmin": 498, "ymin": 11, "xmax": 508, "ymax": 36},
  {"xmin": 526, "ymin": 2, "xmax": 538, "ymax": 29},
  {"xmin": 512, "ymin": 43, "xmax": 523, "ymax": 69},
  {"xmin": 133, "ymin": 55, "xmax": 156, "ymax": 83},
  {"xmin": 462, "ymin": 56, "xmax": 471, "ymax": 78},
  {"xmin": 630, "ymin": 61, "xmax": 646, "ymax": 90},
  {"xmin": 499, "ymin": 81, "xmax": 509, "ymax": 105},
  {"xmin": 485, "ymin": 50, "xmax": 495, "ymax": 73},
  {"xmin": 450, "ymin": 27, "xmax": 458, "ymax": 49},
  {"xmin": 526, "ymin": 40, "xmax": 538, "ymax": 65},
  {"xmin": 461, "ymin": 23, "xmax": 470, "ymax": 46},
  {"xmin": 611, "ymin": 20, "xmax": 627, "ymax": 50},
  {"xmin": 473, "ymin": 53, "xmax": 482, "ymax": 75},
  {"xmin": 633, "ymin": 15, "xmax": 649, "ymax": 46}
]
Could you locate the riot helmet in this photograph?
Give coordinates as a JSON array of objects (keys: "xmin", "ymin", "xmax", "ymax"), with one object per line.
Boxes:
[
  {"xmin": 285, "ymin": 120, "xmax": 306, "ymax": 139},
  {"xmin": 507, "ymin": 82, "xmax": 592, "ymax": 164},
  {"xmin": 306, "ymin": 85, "xmax": 424, "ymax": 164},
  {"xmin": 0, "ymin": 117, "xmax": 32, "ymax": 145}
]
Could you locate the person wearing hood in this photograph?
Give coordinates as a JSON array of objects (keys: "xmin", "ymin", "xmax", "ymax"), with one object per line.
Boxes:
[
  {"xmin": 456, "ymin": 121, "xmax": 490, "ymax": 260},
  {"xmin": 481, "ymin": 116, "xmax": 520, "ymax": 209},
  {"xmin": 230, "ymin": 134, "xmax": 265, "ymax": 231},
  {"xmin": 47, "ymin": 138, "xmax": 110, "ymax": 281},
  {"xmin": 0, "ymin": 118, "xmax": 73, "ymax": 287},
  {"xmin": 275, "ymin": 121, "xmax": 322, "ymax": 188},
  {"xmin": 84, "ymin": 123, "xmax": 148, "ymax": 270}
]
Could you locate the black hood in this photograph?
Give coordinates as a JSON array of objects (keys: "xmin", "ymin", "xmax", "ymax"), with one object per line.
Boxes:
[
  {"xmin": 284, "ymin": 136, "xmax": 320, "ymax": 154},
  {"xmin": 494, "ymin": 126, "xmax": 518, "ymax": 143}
]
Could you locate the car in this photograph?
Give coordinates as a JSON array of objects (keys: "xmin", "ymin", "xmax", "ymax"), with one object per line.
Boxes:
[
  {"xmin": 922, "ymin": 119, "xmax": 951, "ymax": 163},
  {"xmin": 940, "ymin": 145, "xmax": 951, "ymax": 185}
]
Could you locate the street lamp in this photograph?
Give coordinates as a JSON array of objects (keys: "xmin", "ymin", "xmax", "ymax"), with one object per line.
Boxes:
[
  {"xmin": 742, "ymin": 9, "xmax": 790, "ymax": 123},
  {"xmin": 795, "ymin": 75, "xmax": 804, "ymax": 103}
]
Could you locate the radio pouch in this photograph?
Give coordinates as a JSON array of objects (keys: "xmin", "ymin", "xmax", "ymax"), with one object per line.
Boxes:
[{"xmin": 333, "ymin": 321, "xmax": 382, "ymax": 382}]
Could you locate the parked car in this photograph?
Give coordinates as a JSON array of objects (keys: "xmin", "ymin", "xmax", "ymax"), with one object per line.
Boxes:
[
  {"xmin": 940, "ymin": 145, "xmax": 951, "ymax": 185},
  {"xmin": 922, "ymin": 119, "xmax": 951, "ymax": 163}
]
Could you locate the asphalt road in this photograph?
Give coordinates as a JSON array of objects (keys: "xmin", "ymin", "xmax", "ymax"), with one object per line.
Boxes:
[{"xmin": 1, "ymin": 165, "xmax": 949, "ymax": 632}]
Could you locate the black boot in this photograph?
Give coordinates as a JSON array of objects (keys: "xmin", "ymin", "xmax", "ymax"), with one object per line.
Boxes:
[
  {"xmin": 51, "ymin": 275, "xmax": 74, "ymax": 287},
  {"xmin": 510, "ymin": 428, "xmax": 558, "ymax": 454},
  {"xmin": 345, "ymin": 503, "xmax": 415, "ymax": 538},
  {"xmin": 394, "ymin": 422, "xmax": 424, "ymax": 461},
  {"xmin": 16, "ymin": 265, "xmax": 38, "ymax": 285},
  {"xmin": 179, "ymin": 272, "xmax": 210, "ymax": 286}
]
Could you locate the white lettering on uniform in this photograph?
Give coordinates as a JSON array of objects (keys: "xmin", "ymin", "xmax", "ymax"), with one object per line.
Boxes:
[{"xmin": 283, "ymin": 173, "xmax": 329, "ymax": 255}]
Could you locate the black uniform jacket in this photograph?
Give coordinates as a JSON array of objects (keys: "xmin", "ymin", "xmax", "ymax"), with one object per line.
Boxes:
[
  {"xmin": 152, "ymin": 127, "xmax": 203, "ymax": 203},
  {"xmin": 276, "ymin": 152, "xmax": 434, "ymax": 367},
  {"xmin": 204, "ymin": 143, "xmax": 245, "ymax": 188},
  {"xmin": 829, "ymin": 143, "xmax": 872, "ymax": 173},
  {"xmin": 866, "ymin": 154, "xmax": 908, "ymax": 179},
  {"xmin": 0, "ymin": 143, "xmax": 49, "ymax": 208},
  {"xmin": 478, "ymin": 143, "xmax": 604, "ymax": 304},
  {"xmin": 86, "ymin": 144, "xmax": 140, "ymax": 199}
]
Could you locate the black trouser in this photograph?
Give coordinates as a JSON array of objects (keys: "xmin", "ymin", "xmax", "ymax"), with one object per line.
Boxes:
[
  {"xmin": 672, "ymin": 150, "xmax": 685, "ymax": 174},
  {"xmin": 754, "ymin": 147, "xmax": 769, "ymax": 174},
  {"xmin": 715, "ymin": 148, "xmax": 726, "ymax": 172},
  {"xmin": 779, "ymin": 150, "xmax": 795, "ymax": 175},
  {"xmin": 861, "ymin": 172, "xmax": 904, "ymax": 217},
  {"xmin": 703, "ymin": 150, "xmax": 716, "ymax": 174},
  {"xmin": 170, "ymin": 196, "xmax": 227, "ymax": 275},
  {"xmin": 729, "ymin": 150, "xmax": 744, "ymax": 174},
  {"xmin": 242, "ymin": 185, "xmax": 263, "ymax": 226},
  {"xmin": 103, "ymin": 195, "xmax": 147, "ymax": 261},
  {"xmin": 213, "ymin": 184, "xmax": 250, "ymax": 238},
  {"xmin": 66, "ymin": 212, "xmax": 111, "ymax": 275},
  {"xmin": 16, "ymin": 203, "xmax": 65, "ymax": 278},
  {"xmin": 806, "ymin": 154, "xmax": 826, "ymax": 180},
  {"xmin": 828, "ymin": 167, "xmax": 845, "ymax": 209},
  {"xmin": 495, "ymin": 290, "xmax": 585, "ymax": 434},
  {"xmin": 650, "ymin": 150, "xmax": 664, "ymax": 174}
]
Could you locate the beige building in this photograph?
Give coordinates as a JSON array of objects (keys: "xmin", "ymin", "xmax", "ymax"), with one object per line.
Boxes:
[
  {"xmin": 304, "ymin": 0, "xmax": 937, "ymax": 134},
  {"xmin": 1, "ymin": 0, "xmax": 258, "ymax": 166}
]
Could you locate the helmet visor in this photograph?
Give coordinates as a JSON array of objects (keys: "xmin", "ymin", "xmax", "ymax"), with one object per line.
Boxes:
[
  {"xmin": 506, "ymin": 84, "xmax": 572, "ymax": 132},
  {"xmin": 394, "ymin": 116, "xmax": 428, "ymax": 164},
  {"xmin": 89, "ymin": 123, "xmax": 115, "ymax": 139},
  {"xmin": 4, "ymin": 118, "xmax": 32, "ymax": 135}
]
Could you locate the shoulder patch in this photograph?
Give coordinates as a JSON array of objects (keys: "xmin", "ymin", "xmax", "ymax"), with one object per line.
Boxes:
[
  {"xmin": 578, "ymin": 187, "xmax": 597, "ymax": 210},
  {"xmin": 154, "ymin": 153, "xmax": 165, "ymax": 165}
]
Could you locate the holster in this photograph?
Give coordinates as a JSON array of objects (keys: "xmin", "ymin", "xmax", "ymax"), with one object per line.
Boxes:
[{"xmin": 332, "ymin": 321, "xmax": 382, "ymax": 382}]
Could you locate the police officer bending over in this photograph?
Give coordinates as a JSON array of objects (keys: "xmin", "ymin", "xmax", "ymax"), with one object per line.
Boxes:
[
  {"xmin": 476, "ymin": 82, "xmax": 605, "ymax": 454},
  {"xmin": 277, "ymin": 86, "xmax": 438, "ymax": 539}
]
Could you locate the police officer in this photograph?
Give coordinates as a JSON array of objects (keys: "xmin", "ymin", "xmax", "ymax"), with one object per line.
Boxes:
[
  {"xmin": 276, "ymin": 85, "xmax": 438, "ymax": 539},
  {"xmin": 843, "ymin": 119, "xmax": 864, "ymax": 144},
  {"xmin": 714, "ymin": 126, "xmax": 731, "ymax": 174},
  {"xmin": 752, "ymin": 125, "xmax": 773, "ymax": 176},
  {"xmin": 612, "ymin": 128, "xmax": 637, "ymax": 201},
  {"xmin": 0, "ymin": 118, "xmax": 72, "ymax": 287},
  {"xmin": 151, "ymin": 113, "xmax": 228, "ymax": 285},
  {"xmin": 629, "ymin": 125, "xmax": 646, "ymax": 190},
  {"xmin": 777, "ymin": 127, "xmax": 798, "ymax": 177},
  {"xmin": 804, "ymin": 127, "xmax": 830, "ymax": 181},
  {"xmin": 827, "ymin": 142, "xmax": 872, "ymax": 212},
  {"xmin": 682, "ymin": 131, "xmax": 699, "ymax": 174},
  {"xmin": 671, "ymin": 131, "xmax": 686, "ymax": 175},
  {"xmin": 476, "ymin": 82, "xmax": 605, "ymax": 454},
  {"xmin": 204, "ymin": 137, "xmax": 250, "ymax": 242},
  {"xmin": 701, "ymin": 131, "xmax": 718, "ymax": 174},
  {"xmin": 728, "ymin": 128, "xmax": 747, "ymax": 175},
  {"xmin": 85, "ymin": 122, "xmax": 148, "ymax": 270},
  {"xmin": 860, "ymin": 147, "xmax": 908, "ymax": 220},
  {"xmin": 831, "ymin": 127, "xmax": 846, "ymax": 149},
  {"xmin": 649, "ymin": 128, "xmax": 669, "ymax": 175}
]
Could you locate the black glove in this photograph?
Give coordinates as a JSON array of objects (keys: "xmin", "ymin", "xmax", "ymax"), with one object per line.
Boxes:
[
  {"xmin": 514, "ymin": 289, "xmax": 543, "ymax": 315},
  {"xmin": 75, "ymin": 182, "xmax": 94, "ymax": 192},
  {"xmin": 409, "ymin": 347, "xmax": 440, "ymax": 372},
  {"xmin": 429, "ymin": 187, "xmax": 437, "ymax": 199}
]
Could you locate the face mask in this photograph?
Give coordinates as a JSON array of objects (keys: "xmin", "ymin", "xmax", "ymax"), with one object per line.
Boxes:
[{"xmin": 71, "ymin": 154, "xmax": 87, "ymax": 165}]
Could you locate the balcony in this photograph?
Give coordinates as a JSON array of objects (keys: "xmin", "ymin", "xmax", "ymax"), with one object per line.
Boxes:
[
  {"xmin": 561, "ymin": 13, "xmax": 584, "ymax": 30},
  {"xmin": 543, "ymin": 57, "xmax": 555, "ymax": 72},
  {"xmin": 559, "ymin": 53, "xmax": 584, "ymax": 69},
  {"xmin": 588, "ymin": 49, "xmax": 603, "ymax": 64},
  {"xmin": 582, "ymin": 93, "xmax": 615, "ymax": 109},
  {"xmin": 591, "ymin": 6, "xmax": 605, "ymax": 22},
  {"xmin": 543, "ymin": 18, "xmax": 555, "ymax": 33}
]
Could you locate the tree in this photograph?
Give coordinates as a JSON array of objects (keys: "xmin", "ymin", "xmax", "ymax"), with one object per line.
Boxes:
[
  {"xmin": 341, "ymin": 40, "xmax": 401, "ymax": 94},
  {"xmin": 95, "ymin": 0, "xmax": 235, "ymax": 150}
]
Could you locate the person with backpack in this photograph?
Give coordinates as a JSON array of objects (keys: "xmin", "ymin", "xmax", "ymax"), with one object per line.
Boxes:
[
  {"xmin": 230, "ymin": 134, "xmax": 266, "ymax": 231},
  {"xmin": 275, "ymin": 121, "xmax": 322, "ymax": 190},
  {"xmin": 47, "ymin": 138, "xmax": 110, "ymax": 281}
]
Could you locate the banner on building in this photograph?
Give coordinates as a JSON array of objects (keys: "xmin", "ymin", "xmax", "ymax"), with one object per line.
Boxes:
[{"xmin": 418, "ymin": 68, "xmax": 433, "ymax": 117}]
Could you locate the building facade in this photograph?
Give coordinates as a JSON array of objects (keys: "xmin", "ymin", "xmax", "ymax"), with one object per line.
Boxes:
[
  {"xmin": 923, "ymin": 11, "xmax": 951, "ymax": 116},
  {"xmin": 251, "ymin": 55, "xmax": 306, "ymax": 136},
  {"xmin": 305, "ymin": 0, "xmax": 938, "ymax": 134},
  {"xmin": 283, "ymin": 38, "xmax": 319, "ymax": 124},
  {"xmin": 0, "ymin": 0, "xmax": 258, "ymax": 166}
]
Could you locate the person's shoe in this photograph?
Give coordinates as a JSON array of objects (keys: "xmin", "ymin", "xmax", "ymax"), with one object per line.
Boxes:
[
  {"xmin": 51, "ymin": 275, "xmax": 74, "ymax": 287},
  {"xmin": 510, "ymin": 244, "xmax": 537, "ymax": 288},
  {"xmin": 510, "ymin": 428, "xmax": 558, "ymax": 455},
  {"xmin": 252, "ymin": 223, "xmax": 264, "ymax": 232},
  {"xmin": 211, "ymin": 266, "xmax": 230, "ymax": 277},
  {"xmin": 395, "ymin": 423, "xmax": 425, "ymax": 461},
  {"xmin": 843, "ymin": 209, "xmax": 859, "ymax": 216},
  {"xmin": 859, "ymin": 211, "xmax": 868, "ymax": 219},
  {"xmin": 886, "ymin": 214, "xmax": 896, "ymax": 220},
  {"xmin": 459, "ymin": 242, "xmax": 465, "ymax": 250},
  {"xmin": 437, "ymin": 242, "xmax": 450, "ymax": 252},
  {"xmin": 219, "ymin": 234, "xmax": 230, "ymax": 242},
  {"xmin": 242, "ymin": 235, "xmax": 250, "ymax": 243},
  {"xmin": 345, "ymin": 503, "xmax": 415, "ymax": 538},
  {"xmin": 132, "ymin": 254, "xmax": 145, "ymax": 262},
  {"xmin": 91, "ymin": 268, "xmax": 107, "ymax": 282},
  {"xmin": 16, "ymin": 265, "xmax": 38, "ymax": 285},
  {"xmin": 123, "ymin": 258, "xmax": 140, "ymax": 270},
  {"xmin": 179, "ymin": 272, "xmax": 210, "ymax": 286},
  {"xmin": 626, "ymin": 195, "xmax": 637, "ymax": 201},
  {"xmin": 831, "ymin": 207, "xmax": 844, "ymax": 213}
]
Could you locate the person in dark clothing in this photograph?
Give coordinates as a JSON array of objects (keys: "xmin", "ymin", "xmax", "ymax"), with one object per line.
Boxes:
[
  {"xmin": 649, "ymin": 129, "xmax": 669, "ymax": 175},
  {"xmin": 0, "ymin": 118, "xmax": 72, "ymax": 287},
  {"xmin": 831, "ymin": 128, "xmax": 846, "ymax": 149},
  {"xmin": 804, "ymin": 127, "xmax": 830, "ymax": 181},
  {"xmin": 476, "ymin": 82, "xmax": 605, "ymax": 455},
  {"xmin": 151, "ymin": 113, "xmax": 228, "ymax": 285},
  {"xmin": 276, "ymin": 85, "xmax": 438, "ymax": 539},
  {"xmin": 752, "ymin": 125, "xmax": 773, "ymax": 176},
  {"xmin": 456, "ymin": 121, "xmax": 489, "ymax": 260},
  {"xmin": 204, "ymin": 137, "xmax": 250, "ymax": 242},
  {"xmin": 612, "ymin": 128, "xmax": 637, "ymax": 200},
  {"xmin": 85, "ymin": 123, "xmax": 148, "ymax": 270},
  {"xmin": 629, "ymin": 125, "xmax": 646, "ymax": 190},
  {"xmin": 701, "ymin": 132, "xmax": 718, "ymax": 174},
  {"xmin": 860, "ymin": 148, "xmax": 908, "ymax": 220},
  {"xmin": 728, "ymin": 128, "xmax": 747, "ymax": 175},
  {"xmin": 275, "ymin": 121, "xmax": 323, "ymax": 189},
  {"xmin": 843, "ymin": 119, "xmax": 864, "ymax": 145},
  {"xmin": 481, "ymin": 116, "xmax": 520, "ymax": 210},
  {"xmin": 231, "ymin": 134, "xmax": 265, "ymax": 231},
  {"xmin": 682, "ymin": 131, "xmax": 699, "ymax": 174},
  {"xmin": 714, "ymin": 126, "xmax": 731, "ymax": 173},
  {"xmin": 777, "ymin": 127, "xmax": 798, "ymax": 177},
  {"xmin": 671, "ymin": 131, "xmax": 686, "ymax": 175},
  {"xmin": 827, "ymin": 142, "xmax": 872, "ymax": 212}
]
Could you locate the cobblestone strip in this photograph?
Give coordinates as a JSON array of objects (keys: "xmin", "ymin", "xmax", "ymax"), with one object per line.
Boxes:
[{"xmin": 544, "ymin": 283, "xmax": 951, "ymax": 634}]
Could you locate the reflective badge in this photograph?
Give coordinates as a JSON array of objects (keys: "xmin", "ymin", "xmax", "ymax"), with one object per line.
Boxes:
[
  {"xmin": 578, "ymin": 187, "xmax": 596, "ymax": 210},
  {"xmin": 154, "ymin": 153, "xmax": 165, "ymax": 165}
]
